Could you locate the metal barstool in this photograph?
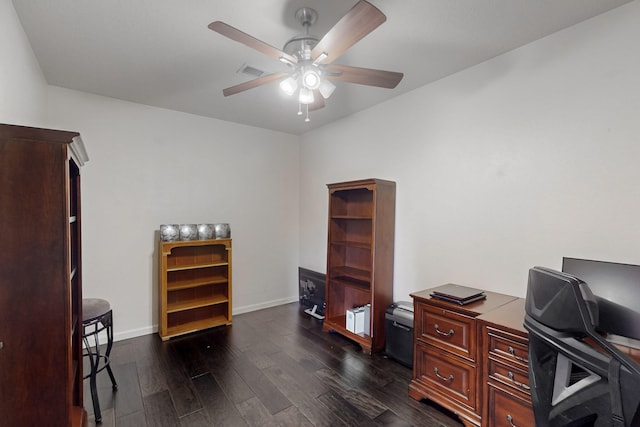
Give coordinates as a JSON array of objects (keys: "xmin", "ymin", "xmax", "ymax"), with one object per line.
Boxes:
[{"xmin": 82, "ymin": 298, "xmax": 118, "ymax": 423}]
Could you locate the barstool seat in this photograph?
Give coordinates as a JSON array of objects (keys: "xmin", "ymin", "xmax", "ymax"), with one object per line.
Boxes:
[
  {"xmin": 83, "ymin": 298, "xmax": 111, "ymax": 322},
  {"xmin": 82, "ymin": 298, "xmax": 117, "ymax": 423}
]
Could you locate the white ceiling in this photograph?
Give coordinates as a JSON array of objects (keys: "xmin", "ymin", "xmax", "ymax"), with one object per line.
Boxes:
[{"xmin": 12, "ymin": 0, "xmax": 632, "ymax": 135}]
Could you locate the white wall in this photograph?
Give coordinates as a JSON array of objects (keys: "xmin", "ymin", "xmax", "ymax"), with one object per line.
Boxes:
[
  {"xmin": 5, "ymin": 0, "xmax": 640, "ymax": 340},
  {"xmin": 45, "ymin": 87, "xmax": 300, "ymax": 340},
  {"xmin": 0, "ymin": 0, "xmax": 47, "ymax": 124},
  {"xmin": 3, "ymin": 0, "xmax": 301, "ymax": 342},
  {"xmin": 299, "ymin": 1, "xmax": 640, "ymax": 300}
]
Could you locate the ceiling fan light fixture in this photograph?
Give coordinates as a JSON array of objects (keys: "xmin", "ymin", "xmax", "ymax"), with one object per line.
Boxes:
[
  {"xmin": 302, "ymin": 68, "xmax": 321, "ymax": 90},
  {"xmin": 279, "ymin": 77, "xmax": 298, "ymax": 96},
  {"xmin": 319, "ymin": 79, "xmax": 336, "ymax": 99},
  {"xmin": 210, "ymin": 1, "xmax": 403, "ymax": 124},
  {"xmin": 299, "ymin": 87, "xmax": 314, "ymax": 104}
]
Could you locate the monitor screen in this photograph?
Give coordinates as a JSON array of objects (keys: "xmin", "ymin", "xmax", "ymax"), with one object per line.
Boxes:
[{"xmin": 562, "ymin": 257, "xmax": 640, "ymax": 341}]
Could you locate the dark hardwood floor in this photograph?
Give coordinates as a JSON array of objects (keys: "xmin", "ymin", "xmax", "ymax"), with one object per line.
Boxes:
[{"xmin": 84, "ymin": 302, "xmax": 463, "ymax": 426}]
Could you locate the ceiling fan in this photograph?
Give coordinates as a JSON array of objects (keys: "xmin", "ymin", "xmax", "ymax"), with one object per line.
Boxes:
[{"xmin": 209, "ymin": 0, "xmax": 403, "ymax": 122}]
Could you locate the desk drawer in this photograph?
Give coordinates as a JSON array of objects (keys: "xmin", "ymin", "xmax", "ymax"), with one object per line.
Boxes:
[
  {"xmin": 487, "ymin": 383, "xmax": 534, "ymax": 427},
  {"xmin": 415, "ymin": 343, "xmax": 477, "ymax": 410},
  {"xmin": 486, "ymin": 327, "xmax": 529, "ymax": 370},
  {"xmin": 416, "ymin": 302, "xmax": 476, "ymax": 361},
  {"xmin": 488, "ymin": 359, "xmax": 531, "ymax": 397}
]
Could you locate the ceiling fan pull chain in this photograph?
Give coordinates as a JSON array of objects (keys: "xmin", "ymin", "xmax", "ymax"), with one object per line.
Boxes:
[
  {"xmin": 305, "ymin": 104, "xmax": 310, "ymax": 123},
  {"xmin": 297, "ymin": 103, "xmax": 303, "ymax": 116}
]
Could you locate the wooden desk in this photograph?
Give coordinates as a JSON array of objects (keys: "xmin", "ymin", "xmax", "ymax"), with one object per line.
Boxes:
[
  {"xmin": 410, "ymin": 290, "xmax": 640, "ymax": 427},
  {"xmin": 409, "ymin": 288, "xmax": 518, "ymax": 427},
  {"xmin": 477, "ymin": 298, "xmax": 533, "ymax": 427}
]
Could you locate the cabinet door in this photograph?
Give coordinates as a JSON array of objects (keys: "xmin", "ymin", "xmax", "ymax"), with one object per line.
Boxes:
[{"xmin": 0, "ymin": 139, "xmax": 71, "ymax": 424}]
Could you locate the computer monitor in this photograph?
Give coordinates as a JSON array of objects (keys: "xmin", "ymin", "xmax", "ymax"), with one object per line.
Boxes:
[{"xmin": 562, "ymin": 257, "xmax": 640, "ymax": 341}]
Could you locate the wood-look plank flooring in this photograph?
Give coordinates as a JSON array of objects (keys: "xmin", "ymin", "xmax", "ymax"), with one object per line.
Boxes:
[{"xmin": 84, "ymin": 302, "xmax": 463, "ymax": 426}]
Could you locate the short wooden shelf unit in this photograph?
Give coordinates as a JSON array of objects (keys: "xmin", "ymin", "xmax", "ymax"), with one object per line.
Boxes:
[{"xmin": 158, "ymin": 238, "xmax": 232, "ymax": 340}]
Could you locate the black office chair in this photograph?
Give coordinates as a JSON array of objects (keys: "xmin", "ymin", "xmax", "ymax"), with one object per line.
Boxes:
[{"xmin": 524, "ymin": 266, "xmax": 640, "ymax": 427}]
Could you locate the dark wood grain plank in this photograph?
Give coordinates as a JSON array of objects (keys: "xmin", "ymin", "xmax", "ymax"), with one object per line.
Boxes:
[
  {"xmin": 243, "ymin": 349, "xmax": 277, "ymax": 370},
  {"xmin": 314, "ymin": 366, "xmax": 388, "ymax": 417},
  {"xmin": 136, "ymin": 355, "xmax": 169, "ymax": 397},
  {"xmin": 163, "ymin": 365, "xmax": 203, "ymax": 417},
  {"xmin": 192, "ymin": 373, "xmax": 247, "ymax": 426},
  {"xmin": 365, "ymin": 376, "xmax": 463, "ymax": 427},
  {"xmin": 269, "ymin": 350, "xmax": 329, "ymax": 398},
  {"xmin": 232, "ymin": 353, "xmax": 293, "ymax": 415},
  {"xmin": 236, "ymin": 396, "xmax": 280, "ymax": 427},
  {"xmin": 111, "ymin": 362, "xmax": 143, "ymax": 419},
  {"xmin": 178, "ymin": 409, "xmax": 211, "ymax": 427},
  {"xmin": 262, "ymin": 364, "xmax": 348, "ymax": 427},
  {"xmin": 207, "ymin": 356, "xmax": 255, "ymax": 404},
  {"xmin": 116, "ymin": 410, "xmax": 148, "ymax": 427},
  {"xmin": 372, "ymin": 409, "xmax": 412, "ymax": 427},
  {"xmin": 317, "ymin": 390, "xmax": 380, "ymax": 426},
  {"xmin": 170, "ymin": 337, "xmax": 209, "ymax": 379},
  {"xmin": 272, "ymin": 405, "xmax": 315, "ymax": 427},
  {"xmin": 143, "ymin": 390, "xmax": 179, "ymax": 427}
]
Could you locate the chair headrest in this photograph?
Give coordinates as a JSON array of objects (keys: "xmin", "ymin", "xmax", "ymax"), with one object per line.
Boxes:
[{"xmin": 525, "ymin": 266, "xmax": 599, "ymax": 333}]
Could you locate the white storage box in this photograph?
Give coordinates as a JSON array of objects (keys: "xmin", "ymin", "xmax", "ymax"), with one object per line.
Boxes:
[
  {"xmin": 346, "ymin": 305, "xmax": 371, "ymax": 335},
  {"xmin": 346, "ymin": 308, "xmax": 356, "ymax": 333}
]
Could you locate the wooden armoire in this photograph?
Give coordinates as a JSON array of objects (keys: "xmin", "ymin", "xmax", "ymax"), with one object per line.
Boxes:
[{"xmin": 0, "ymin": 123, "xmax": 89, "ymax": 426}]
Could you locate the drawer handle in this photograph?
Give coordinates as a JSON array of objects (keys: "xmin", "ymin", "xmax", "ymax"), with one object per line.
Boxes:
[
  {"xmin": 433, "ymin": 367, "xmax": 454, "ymax": 382},
  {"xmin": 508, "ymin": 346, "xmax": 528, "ymax": 363},
  {"xmin": 508, "ymin": 371, "xmax": 530, "ymax": 390},
  {"xmin": 434, "ymin": 324, "xmax": 455, "ymax": 337},
  {"xmin": 506, "ymin": 414, "xmax": 517, "ymax": 427}
]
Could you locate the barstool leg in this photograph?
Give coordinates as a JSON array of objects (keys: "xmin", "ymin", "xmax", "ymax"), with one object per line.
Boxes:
[
  {"xmin": 84, "ymin": 335, "xmax": 102, "ymax": 423},
  {"xmin": 103, "ymin": 311, "xmax": 118, "ymax": 390},
  {"xmin": 82, "ymin": 300, "xmax": 117, "ymax": 424}
]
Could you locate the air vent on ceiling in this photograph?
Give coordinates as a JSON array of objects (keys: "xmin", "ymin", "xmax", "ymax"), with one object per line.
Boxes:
[{"xmin": 237, "ymin": 64, "xmax": 265, "ymax": 77}]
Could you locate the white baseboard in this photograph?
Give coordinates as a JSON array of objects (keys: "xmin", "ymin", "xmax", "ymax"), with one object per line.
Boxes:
[
  {"xmin": 109, "ymin": 296, "xmax": 299, "ymax": 342},
  {"xmin": 232, "ymin": 295, "xmax": 299, "ymax": 315},
  {"xmin": 114, "ymin": 325, "xmax": 157, "ymax": 342}
]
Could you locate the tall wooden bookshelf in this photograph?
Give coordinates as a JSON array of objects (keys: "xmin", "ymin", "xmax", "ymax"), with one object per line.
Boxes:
[
  {"xmin": 0, "ymin": 123, "xmax": 88, "ymax": 426},
  {"xmin": 158, "ymin": 238, "xmax": 232, "ymax": 340},
  {"xmin": 323, "ymin": 179, "xmax": 396, "ymax": 354}
]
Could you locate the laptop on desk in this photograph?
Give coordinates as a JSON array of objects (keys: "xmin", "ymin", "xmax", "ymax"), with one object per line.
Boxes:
[{"xmin": 430, "ymin": 283, "xmax": 487, "ymax": 305}]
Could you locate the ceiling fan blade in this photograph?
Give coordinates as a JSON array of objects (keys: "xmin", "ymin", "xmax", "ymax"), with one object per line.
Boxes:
[
  {"xmin": 222, "ymin": 72, "xmax": 288, "ymax": 97},
  {"xmin": 209, "ymin": 21, "xmax": 298, "ymax": 65},
  {"xmin": 310, "ymin": 1, "xmax": 386, "ymax": 65},
  {"xmin": 309, "ymin": 90, "xmax": 325, "ymax": 111},
  {"xmin": 326, "ymin": 64, "xmax": 403, "ymax": 89}
]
